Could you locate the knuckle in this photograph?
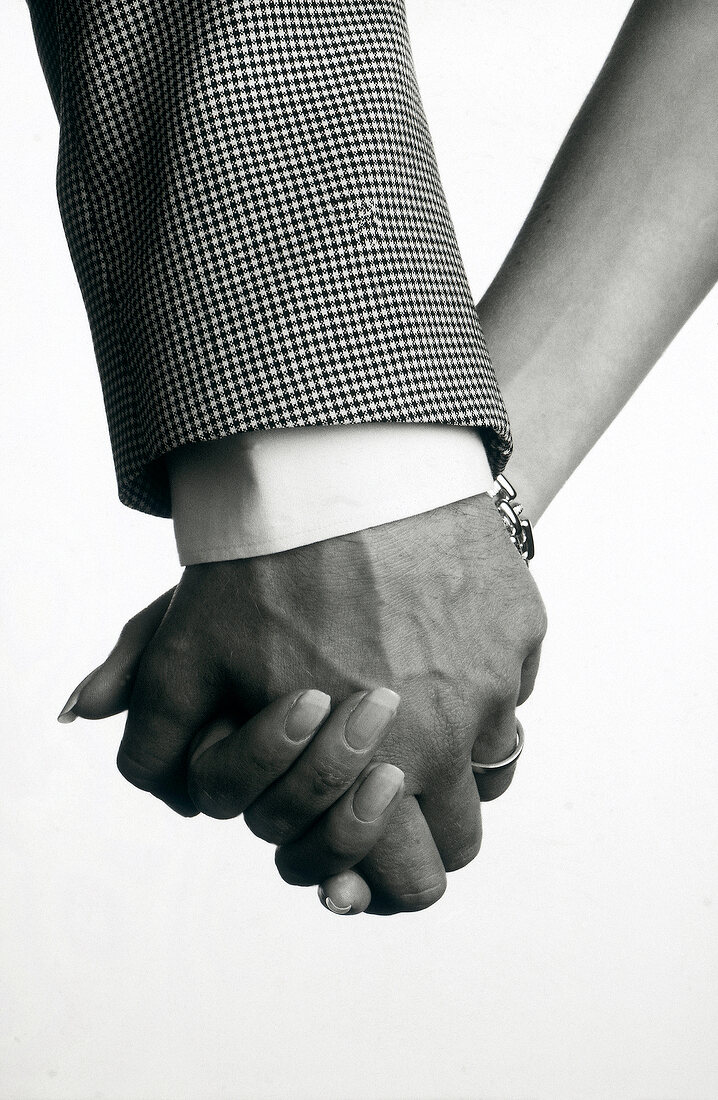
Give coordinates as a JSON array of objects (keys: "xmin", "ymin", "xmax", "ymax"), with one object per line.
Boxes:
[
  {"xmin": 478, "ymin": 659, "xmax": 521, "ymax": 713},
  {"xmin": 132, "ymin": 633, "xmax": 212, "ymax": 722},
  {"xmin": 116, "ymin": 747, "xmax": 152, "ymax": 791},
  {"xmin": 485, "ymin": 566, "xmax": 547, "ymax": 657},
  {"xmin": 526, "ymin": 593, "xmax": 548, "ymax": 648},
  {"xmin": 187, "ymin": 763, "xmax": 242, "ymax": 820},
  {"xmin": 322, "ymin": 825, "xmax": 357, "ymax": 866},
  {"xmin": 443, "ymin": 834, "xmax": 482, "ymax": 873},
  {"xmin": 307, "ymin": 761, "xmax": 351, "ymax": 804},
  {"xmin": 396, "ymin": 875, "xmax": 447, "ymax": 913},
  {"xmin": 241, "ymin": 740, "xmax": 285, "ymax": 787},
  {"xmin": 518, "ymin": 676, "xmax": 537, "ymax": 705},
  {"xmin": 121, "ymin": 706, "xmax": 188, "ymax": 780},
  {"xmin": 512, "ymin": 572, "xmax": 548, "ymax": 648},
  {"xmin": 243, "ymin": 803, "xmax": 295, "ymax": 845},
  {"xmin": 274, "ymin": 848, "xmax": 309, "ymax": 887},
  {"xmin": 116, "ymin": 744, "xmax": 170, "ymax": 794},
  {"xmin": 473, "ymin": 716, "xmax": 519, "ymax": 764},
  {"xmin": 191, "ymin": 790, "xmax": 236, "ymax": 820}
]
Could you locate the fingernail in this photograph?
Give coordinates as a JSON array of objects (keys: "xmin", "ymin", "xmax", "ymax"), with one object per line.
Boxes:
[
  {"xmin": 353, "ymin": 763, "xmax": 404, "ymax": 822},
  {"xmin": 344, "ymin": 688, "xmax": 400, "ymax": 750},
  {"xmin": 318, "ymin": 886, "xmax": 352, "ymax": 916},
  {"xmin": 57, "ymin": 668, "xmax": 99, "ymax": 724},
  {"xmin": 285, "ymin": 690, "xmax": 331, "ymax": 742}
]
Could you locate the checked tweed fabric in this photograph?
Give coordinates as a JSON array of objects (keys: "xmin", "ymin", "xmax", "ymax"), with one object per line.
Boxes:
[{"xmin": 27, "ymin": 0, "xmax": 511, "ymax": 517}]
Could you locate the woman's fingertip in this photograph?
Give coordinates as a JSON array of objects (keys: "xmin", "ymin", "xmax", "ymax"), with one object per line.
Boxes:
[
  {"xmin": 352, "ymin": 763, "xmax": 405, "ymax": 822},
  {"xmin": 57, "ymin": 703, "xmax": 78, "ymax": 724},
  {"xmin": 317, "ymin": 886, "xmax": 353, "ymax": 916},
  {"xmin": 56, "ymin": 667, "xmax": 101, "ymax": 724},
  {"xmin": 318, "ymin": 871, "xmax": 372, "ymax": 916},
  {"xmin": 285, "ymin": 689, "xmax": 331, "ymax": 743}
]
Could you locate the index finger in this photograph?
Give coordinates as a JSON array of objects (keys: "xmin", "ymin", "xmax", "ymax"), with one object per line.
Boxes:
[{"xmin": 119, "ymin": 639, "xmax": 223, "ymax": 816}]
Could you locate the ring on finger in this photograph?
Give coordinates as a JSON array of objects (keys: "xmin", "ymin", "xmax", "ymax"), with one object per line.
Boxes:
[{"xmin": 471, "ymin": 720, "xmax": 524, "ymax": 774}]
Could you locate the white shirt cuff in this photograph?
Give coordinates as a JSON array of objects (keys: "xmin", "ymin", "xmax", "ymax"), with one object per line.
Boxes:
[{"xmin": 167, "ymin": 423, "xmax": 494, "ymax": 564}]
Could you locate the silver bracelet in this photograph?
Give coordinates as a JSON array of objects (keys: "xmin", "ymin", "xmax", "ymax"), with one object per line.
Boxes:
[{"xmin": 491, "ymin": 474, "xmax": 535, "ymax": 564}]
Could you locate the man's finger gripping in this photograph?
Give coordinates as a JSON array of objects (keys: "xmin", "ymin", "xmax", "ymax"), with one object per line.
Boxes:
[
  {"xmin": 359, "ymin": 795, "xmax": 448, "ymax": 915},
  {"xmin": 118, "ymin": 640, "xmax": 223, "ymax": 816},
  {"xmin": 472, "ymin": 714, "xmax": 524, "ymax": 802}
]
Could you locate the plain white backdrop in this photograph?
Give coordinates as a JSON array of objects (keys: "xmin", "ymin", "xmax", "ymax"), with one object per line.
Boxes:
[{"xmin": 2, "ymin": 2, "xmax": 717, "ymax": 1098}]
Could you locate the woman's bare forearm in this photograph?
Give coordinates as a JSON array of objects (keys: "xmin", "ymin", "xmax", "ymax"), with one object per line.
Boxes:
[{"xmin": 478, "ymin": 0, "xmax": 718, "ymax": 520}]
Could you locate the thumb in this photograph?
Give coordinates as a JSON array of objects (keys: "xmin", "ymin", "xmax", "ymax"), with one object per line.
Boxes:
[
  {"xmin": 318, "ymin": 870, "xmax": 373, "ymax": 916},
  {"xmin": 57, "ymin": 588, "xmax": 176, "ymax": 723}
]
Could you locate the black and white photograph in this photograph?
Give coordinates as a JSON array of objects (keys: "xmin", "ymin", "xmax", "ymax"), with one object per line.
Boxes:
[{"xmin": 2, "ymin": 2, "xmax": 717, "ymax": 1097}]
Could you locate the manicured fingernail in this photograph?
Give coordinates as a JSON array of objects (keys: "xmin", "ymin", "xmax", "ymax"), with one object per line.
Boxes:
[
  {"xmin": 318, "ymin": 886, "xmax": 352, "ymax": 916},
  {"xmin": 344, "ymin": 688, "xmax": 400, "ymax": 750},
  {"xmin": 57, "ymin": 668, "xmax": 99, "ymax": 724},
  {"xmin": 285, "ymin": 690, "xmax": 331, "ymax": 742},
  {"xmin": 353, "ymin": 763, "xmax": 404, "ymax": 822}
]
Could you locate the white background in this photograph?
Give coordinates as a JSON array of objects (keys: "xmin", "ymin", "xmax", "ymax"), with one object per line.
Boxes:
[{"xmin": 2, "ymin": 2, "xmax": 717, "ymax": 1098}]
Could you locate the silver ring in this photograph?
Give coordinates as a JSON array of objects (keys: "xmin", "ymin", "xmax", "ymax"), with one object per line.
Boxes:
[{"xmin": 471, "ymin": 721, "xmax": 524, "ymax": 774}]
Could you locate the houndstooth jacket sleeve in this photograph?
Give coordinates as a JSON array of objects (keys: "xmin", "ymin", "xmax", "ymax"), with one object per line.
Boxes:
[{"xmin": 26, "ymin": 0, "xmax": 512, "ymax": 518}]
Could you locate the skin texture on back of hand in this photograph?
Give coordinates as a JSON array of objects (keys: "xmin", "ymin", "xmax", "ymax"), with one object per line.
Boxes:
[{"xmin": 63, "ymin": 493, "xmax": 546, "ymax": 915}]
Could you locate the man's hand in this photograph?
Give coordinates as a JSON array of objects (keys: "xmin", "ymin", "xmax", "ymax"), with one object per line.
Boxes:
[{"xmin": 62, "ymin": 493, "xmax": 546, "ymax": 913}]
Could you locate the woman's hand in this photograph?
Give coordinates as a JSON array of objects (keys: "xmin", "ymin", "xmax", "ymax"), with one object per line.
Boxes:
[{"xmin": 190, "ymin": 691, "xmax": 404, "ymax": 898}]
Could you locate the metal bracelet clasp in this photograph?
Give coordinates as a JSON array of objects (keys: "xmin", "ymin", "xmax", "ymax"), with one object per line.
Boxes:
[{"xmin": 492, "ymin": 474, "xmax": 535, "ymax": 564}]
